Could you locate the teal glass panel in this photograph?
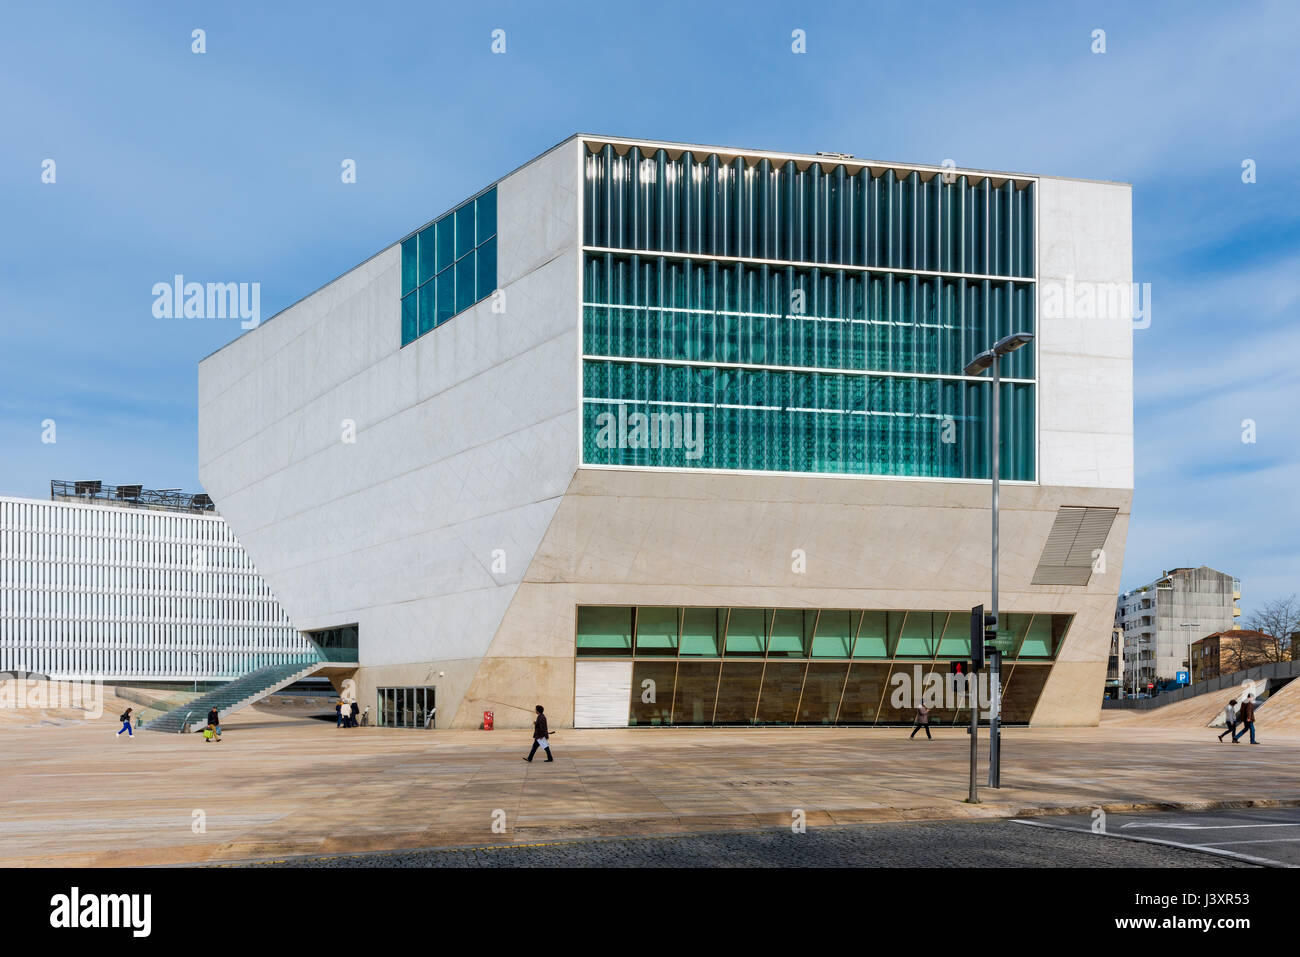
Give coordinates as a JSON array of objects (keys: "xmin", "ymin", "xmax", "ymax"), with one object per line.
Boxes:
[
  {"xmin": 811, "ymin": 610, "xmax": 853, "ymax": 658},
  {"xmin": 436, "ymin": 216, "xmax": 455, "ymax": 272},
  {"xmin": 768, "ymin": 609, "xmax": 807, "ymax": 658},
  {"xmin": 417, "ymin": 280, "xmax": 437, "ymax": 336},
  {"xmin": 475, "ymin": 188, "xmax": 497, "ymax": 241},
  {"xmin": 401, "ymin": 237, "xmax": 418, "ymax": 296},
  {"xmin": 418, "ymin": 226, "xmax": 438, "ymax": 285},
  {"xmin": 476, "ymin": 236, "xmax": 497, "ymax": 302},
  {"xmin": 634, "ymin": 606, "xmax": 678, "ymax": 656},
  {"xmin": 853, "ymin": 612, "xmax": 888, "ymax": 658},
  {"xmin": 455, "ymin": 252, "xmax": 476, "ymax": 313},
  {"xmin": 576, "ymin": 606, "xmax": 632, "ymax": 655},
  {"xmin": 455, "ymin": 203, "xmax": 475, "ymax": 259},
  {"xmin": 724, "ymin": 608, "xmax": 766, "ymax": 656},
  {"xmin": 680, "ymin": 608, "xmax": 720, "ymax": 656},
  {"xmin": 895, "ymin": 611, "xmax": 940, "ymax": 658},
  {"xmin": 435, "ymin": 267, "xmax": 454, "ymax": 325},
  {"xmin": 1020, "ymin": 614, "xmax": 1053, "ymax": 658},
  {"xmin": 400, "ymin": 291, "xmax": 417, "ymax": 346},
  {"xmin": 937, "ymin": 612, "xmax": 971, "ymax": 657}
]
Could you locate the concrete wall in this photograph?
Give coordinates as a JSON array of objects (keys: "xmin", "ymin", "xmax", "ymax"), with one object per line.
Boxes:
[{"xmin": 198, "ymin": 139, "xmax": 584, "ymax": 722}]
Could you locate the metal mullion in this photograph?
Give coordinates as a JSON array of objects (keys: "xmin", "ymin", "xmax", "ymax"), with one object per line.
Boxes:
[{"xmin": 791, "ymin": 609, "xmax": 819, "ymax": 724}]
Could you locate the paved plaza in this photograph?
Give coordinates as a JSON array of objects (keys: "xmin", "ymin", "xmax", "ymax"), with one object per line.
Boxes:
[{"xmin": 3, "ymin": 711, "xmax": 1298, "ymax": 867}]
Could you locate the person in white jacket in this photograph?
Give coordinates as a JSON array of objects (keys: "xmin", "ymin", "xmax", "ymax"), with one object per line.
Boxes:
[{"xmin": 1217, "ymin": 699, "xmax": 1238, "ymax": 742}]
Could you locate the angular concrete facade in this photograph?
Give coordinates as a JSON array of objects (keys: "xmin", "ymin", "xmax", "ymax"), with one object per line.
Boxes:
[{"xmin": 199, "ymin": 135, "xmax": 1133, "ymax": 729}]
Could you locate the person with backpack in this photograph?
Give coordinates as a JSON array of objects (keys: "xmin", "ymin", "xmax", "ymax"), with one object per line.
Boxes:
[
  {"xmin": 349, "ymin": 700, "xmax": 360, "ymax": 728},
  {"xmin": 524, "ymin": 704, "xmax": 554, "ymax": 762},
  {"xmin": 207, "ymin": 706, "xmax": 221, "ymax": 739},
  {"xmin": 1217, "ymin": 699, "xmax": 1238, "ymax": 742},
  {"xmin": 117, "ymin": 707, "xmax": 134, "ymax": 738},
  {"xmin": 1232, "ymin": 694, "xmax": 1260, "ymax": 744}
]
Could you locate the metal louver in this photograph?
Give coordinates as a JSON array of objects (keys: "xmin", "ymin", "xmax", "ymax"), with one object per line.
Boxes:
[{"xmin": 1031, "ymin": 506, "xmax": 1118, "ymax": 586}]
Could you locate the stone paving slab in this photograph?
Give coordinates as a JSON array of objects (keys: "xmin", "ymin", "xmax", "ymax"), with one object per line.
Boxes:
[{"xmin": 2, "ymin": 716, "xmax": 1298, "ymax": 867}]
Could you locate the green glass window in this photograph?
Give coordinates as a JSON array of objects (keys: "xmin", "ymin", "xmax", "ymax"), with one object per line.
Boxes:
[
  {"xmin": 576, "ymin": 606, "xmax": 632, "ymax": 656},
  {"xmin": 768, "ymin": 610, "xmax": 808, "ymax": 658},
  {"xmin": 455, "ymin": 203, "xmax": 476, "ymax": 260},
  {"xmin": 418, "ymin": 227, "xmax": 438, "ymax": 286},
  {"xmin": 436, "ymin": 267, "xmax": 454, "ymax": 325},
  {"xmin": 401, "ymin": 238, "xmax": 417, "ymax": 296},
  {"xmin": 417, "ymin": 281, "xmax": 436, "ymax": 336},
  {"xmin": 896, "ymin": 612, "xmax": 941, "ymax": 658},
  {"xmin": 400, "ymin": 292, "xmax": 417, "ymax": 346},
  {"xmin": 811, "ymin": 610, "xmax": 854, "ymax": 658},
  {"xmin": 854, "ymin": 611, "xmax": 888, "ymax": 658},
  {"xmin": 455, "ymin": 253, "xmax": 476, "ymax": 314},
  {"xmin": 634, "ymin": 607, "xmax": 678, "ymax": 656},
  {"xmin": 724, "ymin": 608, "xmax": 766, "ymax": 656},
  {"xmin": 436, "ymin": 217, "xmax": 456, "ymax": 273},
  {"xmin": 476, "ymin": 190, "xmax": 497, "ymax": 241},
  {"xmin": 680, "ymin": 608, "xmax": 720, "ymax": 656}
]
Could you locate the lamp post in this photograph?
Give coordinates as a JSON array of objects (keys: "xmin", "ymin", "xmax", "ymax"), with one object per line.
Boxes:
[
  {"xmin": 1179, "ymin": 622, "xmax": 1201, "ymax": 688},
  {"xmin": 965, "ymin": 331, "xmax": 1034, "ymax": 789}
]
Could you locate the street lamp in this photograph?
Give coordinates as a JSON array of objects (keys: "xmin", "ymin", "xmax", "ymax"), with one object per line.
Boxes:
[
  {"xmin": 965, "ymin": 331, "xmax": 1034, "ymax": 791},
  {"xmin": 1179, "ymin": 622, "xmax": 1201, "ymax": 687}
]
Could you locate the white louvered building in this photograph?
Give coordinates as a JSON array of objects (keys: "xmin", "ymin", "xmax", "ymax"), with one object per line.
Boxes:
[{"xmin": 0, "ymin": 483, "xmax": 312, "ymax": 680}]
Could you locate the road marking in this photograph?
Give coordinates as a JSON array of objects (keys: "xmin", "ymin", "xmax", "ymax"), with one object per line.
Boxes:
[
  {"xmin": 1010, "ymin": 819, "xmax": 1289, "ymax": 868},
  {"xmin": 1121, "ymin": 821, "xmax": 1300, "ymax": 831},
  {"xmin": 1201, "ymin": 837, "xmax": 1300, "ymax": 848}
]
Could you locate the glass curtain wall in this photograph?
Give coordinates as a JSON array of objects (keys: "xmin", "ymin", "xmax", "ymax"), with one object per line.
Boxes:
[{"xmin": 580, "ymin": 142, "xmax": 1035, "ymax": 480}]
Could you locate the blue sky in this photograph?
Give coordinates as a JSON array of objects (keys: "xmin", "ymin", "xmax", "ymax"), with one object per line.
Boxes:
[{"xmin": 1, "ymin": 1, "xmax": 1297, "ymax": 612}]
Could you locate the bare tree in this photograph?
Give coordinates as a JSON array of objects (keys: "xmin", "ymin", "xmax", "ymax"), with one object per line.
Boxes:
[{"xmin": 1241, "ymin": 594, "xmax": 1300, "ymax": 665}]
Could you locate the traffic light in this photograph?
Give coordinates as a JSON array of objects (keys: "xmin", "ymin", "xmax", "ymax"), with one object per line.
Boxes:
[
  {"xmin": 970, "ymin": 604, "xmax": 997, "ymax": 671},
  {"xmin": 950, "ymin": 661, "xmax": 966, "ymax": 676}
]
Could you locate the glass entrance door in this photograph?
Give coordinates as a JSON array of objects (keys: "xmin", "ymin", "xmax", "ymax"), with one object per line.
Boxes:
[{"xmin": 376, "ymin": 686, "xmax": 436, "ymax": 728}]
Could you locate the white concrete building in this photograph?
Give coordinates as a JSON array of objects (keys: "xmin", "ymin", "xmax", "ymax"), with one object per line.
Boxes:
[
  {"xmin": 1117, "ymin": 566, "xmax": 1241, "ymax": 689},
  {"xmin": 198, "ymin": 134, "xmax": 1134, "ymax": 729},
  {"xmin": 0, "ymin": 484, "xmax": 311, "ymax": 680}
]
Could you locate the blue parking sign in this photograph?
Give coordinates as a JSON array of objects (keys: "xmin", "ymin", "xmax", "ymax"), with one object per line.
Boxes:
[{"xmin": 1176, "ymin": 670, "xmax": 1189, "ymax": 685}]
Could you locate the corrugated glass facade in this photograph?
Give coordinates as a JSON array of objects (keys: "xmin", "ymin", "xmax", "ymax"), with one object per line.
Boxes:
[
  {"xmin": 400, "ymin": 187, "xmax": 497, "ymax": 347},
  {"xmin": 581, "ymin": 142, "xmax": 1035, "ymax": 480}
]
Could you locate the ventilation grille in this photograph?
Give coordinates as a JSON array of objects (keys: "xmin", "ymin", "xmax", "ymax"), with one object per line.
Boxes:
[{"xmin": 1031, "ymin": 506, "xmax": 1119, "ymax": 586}]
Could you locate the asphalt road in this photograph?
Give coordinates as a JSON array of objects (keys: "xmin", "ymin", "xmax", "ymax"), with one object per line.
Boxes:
[
  {"xmin": 1015, "ymin": 806, "xmax": 1300, "ymax": 867},
  {"xmin": 244, "ymin": 817, "xmax": 1259, "ymax": 868}
]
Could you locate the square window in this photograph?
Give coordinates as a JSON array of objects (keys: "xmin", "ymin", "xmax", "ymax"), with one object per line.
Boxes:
[
  {"xmin": 417, "ymin": 280, "xmax": 437, "ymax": 336},
  {"xmin": 476, "ymin": 236, "xmax": 496, "ymax": 302},
  {"xmin": 436, "ymin": 267, "xmax": 455, "ymax": 325},
  {"xmin": 436, "ymin": 216, "xmax": 455, "ymax": 273},
  {"xmin": 401, "ymin": 238, "xmax": 417, "ymax": 296},
  {"xmin": 418, "ymin": 226, "xmax": 438, "ymax": 285},
  {"xmin": 456, "ymin": 252, "xmax": 476, "ymax": 313},
  {"xmin": 456, "ymin": 203, "xmax": 475, "ymax": 259},
  {"xmin": 400, "ymin": 291, "xmax": 417, "ymax": 345},
  {"xmin": 475, "ymin": 188, "xmax": 497, "ymax": 242}
]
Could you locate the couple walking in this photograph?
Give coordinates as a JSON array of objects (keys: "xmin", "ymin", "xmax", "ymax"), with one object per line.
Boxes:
[{"xmin": 1217, "ymin": 694, "xmax": 1260, "ymax": 744}]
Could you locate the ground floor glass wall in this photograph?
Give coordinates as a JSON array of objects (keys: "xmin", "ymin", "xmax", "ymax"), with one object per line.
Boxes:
[
  {"xmin": 376, "ymin": 686, "xmax": 436, "ymax": 728},
  {"xmin": 577, "ymin": 606, "xmax": 1067, "ymax": 727}
]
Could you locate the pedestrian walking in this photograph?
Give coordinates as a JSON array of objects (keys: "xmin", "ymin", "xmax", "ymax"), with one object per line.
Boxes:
[
  {"xmin": 909, "ymin": 703, "xmax": 932, "ymax": 740},
  {"xmin": 523, "ymin": 704, "xmax": 554, "ymax": 762},
  {"xmin": 1232, "ymin": 694, "xmax": 1260, "ymax": 744},
  {"xmin": 1217, "ymin": 699, "xmax": 1238, "ymax": 742},
  {"xmin": 349, "ymin": 700, "xmax": 360, "ymax": 728},
  {"xmin": 207, "ymin": 706, "xmax": 221, "ymax": 740},
  {"xmin": 336, "ymin": 701, "xmax": 344, "ymax": 728},
  {"xmin": 117, "ymin": 707, "xmax": 134, "ymax": 737}
]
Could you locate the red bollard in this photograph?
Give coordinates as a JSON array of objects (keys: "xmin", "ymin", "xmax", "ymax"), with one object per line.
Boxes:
[{"xmin": 483, "ymin": 710, "xmax": 494, "ymax": 730}]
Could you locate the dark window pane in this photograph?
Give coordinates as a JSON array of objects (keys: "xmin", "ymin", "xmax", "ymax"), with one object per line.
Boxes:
[
  {"xmin": 476, "ymin": 188, "xmax": 497, "ymax": 241},
  {"xmin": 400, "ymin": 291, "xmax": 417, "ymax": 345},
  {"xmin": 1000, "ymin": 664, "xmax": 1050, "ymax": 723},
  {"xmin": 672, "ymin": 660, "xmax": 720, "ymax": 725},
  {"xmin": 576, "ymin": 606, "xmax": 632, "ymax": 656},
  {"xmin": 436, "ymin": 216, "xmax": 455, "ymax": 272},
  {"xmin": 629, "ymin": 660, "xmax": 676, "ymax": 726},
  {"xmin": 401, "ymin": 237, "xmax": 417, "ymax": 295},
  {"xmin": 476, "ymin": 236, "xmax": 497, "ymax": 302},
  {"xmin": 713, "ymin": 661, "xmax": 763, "ymax": 724},
  {"xmin": 456, "ymin": 252, "xmax": 476, "ymax": 314},
  {"xmin": 436, "ymin": 267, "xmax": 455, "ymax": 325},
  {"xmin": 417, "ymin": 281, "xmax": 437, "ymax": 336},
  {"xmin": 797, "ymin": 662, "xmax": 850, "ymax": 724},
  {"xmin": 456, "ymin": 202, "xmax": 475, "ymax": 259},
  {"xmin": 878, "ymin": 663, "xmax": 932, "ymax": 723},
  {"xmin": 837, "ymin": 662, "xmax": 891, "ymax": 724},
  {"xmin": 418, "ymin": 226, "xmax": 438, "ymax": 285},
  {"xmin": 635, "ymin": 607, "xmax": 678, "ymax": 656},
  {"xmin": 755, "ymin": 661, "xmax": 806, "ymax": 724}
]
